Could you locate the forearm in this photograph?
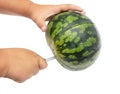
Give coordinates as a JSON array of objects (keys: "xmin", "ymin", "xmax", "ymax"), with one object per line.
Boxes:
[{"xmin": 0, "ymin": 0, "xmax": 33, "ymax": 17}]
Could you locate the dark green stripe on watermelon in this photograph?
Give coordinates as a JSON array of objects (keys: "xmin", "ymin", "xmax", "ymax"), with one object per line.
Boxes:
[
  {"xmin": 49, "ymin": 12, "xmax": 92, "ymax": 40},
  {"xmin": 46, "ymin": 11, "xmax": 101, "ymax": 70}
]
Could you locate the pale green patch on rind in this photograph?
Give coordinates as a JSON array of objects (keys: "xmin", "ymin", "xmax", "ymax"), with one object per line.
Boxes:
[
  {"xmin": 52, "ymin": 28, "xmax": 62, "ymax": 40},
  {"xmin": 48, "ymin": 21, "xmax": 53, "ymax": 33},
  {"xmin": 74, "ymin": 37, "xmax": 80, "ymax": 43},
  {"xmin": 58, "ymin": 53, "xmax": 66, "ymax": 58},
  {"xmin": 51, "ymin": 22, "xmax": 62, "ymax": 39},
  {"xmin": 55, "ymin": 31, "xmax": 78, "ymax": 46},
  {"xmin": 55, "ymin": 31, "xmax": 71, "ymax": 46},
  {"xmin": 84, "ymin": 37, "xmax": 96, "ymax": 47},
  {"xmin": 63, "ymin": 23, "xmax": 68, "ymax": 27},
  {"xmin": 82, "ymin": 51, "xmax": 89, "ymax": 57},
  {"xmin": 81, "ymin": 15, "xmax": 88, "ymax": 19},
  {"xmin": 62, "ymin": 43, "xmax": 84, "ymax": 54},
  {"xmin": 82, "ymin": 50, "xmax": 94, "ymax": 57},
  {"xmin": 55, "ymin": 39, "xmax": 64, "ymax": 46},
  {"xmin": 87, "ymin": 31, "xmax": 93, "ymax": 35},
  {"xmin": 68, "ymin": 55, "xmax": 77, "ymax": 59},
  {"xmin": 66, "ymin": 16, "xmax": 78, "ymax": 23},
  {"xmin": 70, "ymin": 61, "xmax": 78, "ymax": 65},
  {"xmin": 62, "ymin": 37, "xmax": 96, "ymax": 54},
  {"xmin": 65, "ymin": 31, "xmax": 78, "ymax": 42},
  {"xmin": 63, "ymin": 43, "xmax": 67, "ymax": 47},
  {"xmin": 78, "ymin": 23, "xmax": 93, "ymax": 33}
]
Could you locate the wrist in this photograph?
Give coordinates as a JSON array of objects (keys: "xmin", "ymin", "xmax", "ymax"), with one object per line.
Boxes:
[
  {"xmin": 26, "ymin": 2, "xmax": 41, "ymax": 21},
  {"xmin": 23, "ymin": 1, "xmax": 34, "ymax": 18}
]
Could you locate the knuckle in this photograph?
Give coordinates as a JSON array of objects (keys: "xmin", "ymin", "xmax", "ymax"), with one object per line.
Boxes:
[{"xmin": 65, "ymin": 4, "xmax": 74, "ymax": 8}]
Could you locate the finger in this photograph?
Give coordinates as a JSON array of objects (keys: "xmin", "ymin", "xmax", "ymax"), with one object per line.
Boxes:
[
  {"xmin": 41, "ymin": 25, "xmax": 47, "ymax": 32},
  {"xmin": 58, "ymin": 4, "xmax": 84, "ymax": 13},
  {"xmin": 34, "ymin": 17, "xmax": 47, "ymax": 32},
  {"xmin": 38, "ymin": 57, "xmax": 48, "ymax": 70},
  {"xmin": 37, "ymin": 20, "xmax": 47, "ymax": 32}
]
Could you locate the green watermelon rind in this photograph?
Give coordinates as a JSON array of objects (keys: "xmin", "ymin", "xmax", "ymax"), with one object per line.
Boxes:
[
  {"xmin": 46, "ymin": 11, "xmax": 101, "ymax": 71},
  {"xmin": 55, "ymin": 50, "xmax": 100, "ymax": 71}
]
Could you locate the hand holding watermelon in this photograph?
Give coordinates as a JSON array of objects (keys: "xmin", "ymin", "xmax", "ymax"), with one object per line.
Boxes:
[
  {"xmin": 29, "ymin": 4, "xmax": 85, "ymax": 32},
  {"xmin": 46, "ymin": 11, "xmax": 101, "ymax": 70}
]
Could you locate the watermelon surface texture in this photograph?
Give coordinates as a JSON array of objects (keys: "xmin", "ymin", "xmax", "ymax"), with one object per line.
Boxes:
[{"xmin": 45, "ymin": 11, "xmax": 101, "ymax": 70}]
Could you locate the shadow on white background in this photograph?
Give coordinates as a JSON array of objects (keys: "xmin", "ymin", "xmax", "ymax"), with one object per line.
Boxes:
[{"xmin": 0, "ymin": 0, "xmax": 120, "ymax": 94}]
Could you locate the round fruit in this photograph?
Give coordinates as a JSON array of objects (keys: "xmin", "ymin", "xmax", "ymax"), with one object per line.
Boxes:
[{"xmin": 45, "ymin": 11, "xmax": 101, "ymax": 70}]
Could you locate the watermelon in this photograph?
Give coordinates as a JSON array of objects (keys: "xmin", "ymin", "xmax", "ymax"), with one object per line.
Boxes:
[{"xmin": 45, "ymin": 11, "xmax": 101, "ymax": 70}]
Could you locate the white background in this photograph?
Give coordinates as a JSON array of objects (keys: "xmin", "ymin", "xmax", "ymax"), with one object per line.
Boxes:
[{"xmin": 0, "ymin": 0, "xmax": 120, "ymax": 94}]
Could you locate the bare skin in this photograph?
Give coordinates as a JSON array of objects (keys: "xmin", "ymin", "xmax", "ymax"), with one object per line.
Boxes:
[
  {"xmin": 0, "ymin": 0, "xmax": 84, "ymax": 82},
  {"xmin": 0, "ymin": 48, "xmax": 47, "ymax": 82}
]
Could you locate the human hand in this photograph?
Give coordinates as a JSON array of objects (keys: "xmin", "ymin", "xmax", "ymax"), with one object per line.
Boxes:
[
  {"xmin": 0, "ymin": 48, "xmax": 47, "ymax": 83},
  {"xmin": 28, "ymin": 4, "xmax": 85, "ymax": 32}
]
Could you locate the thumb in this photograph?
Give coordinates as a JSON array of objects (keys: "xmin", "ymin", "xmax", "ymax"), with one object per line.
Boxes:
[
  {"xmin": 41, "ymin": 25, "xmax": 47, "ymax": 32},
  {"xmin": 38, "ymin": 57, "xmax": 48, "ymax": 70},
  {"xmin": 36, "ymin": 19, "xmax": 47, "ymax": 32}
]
